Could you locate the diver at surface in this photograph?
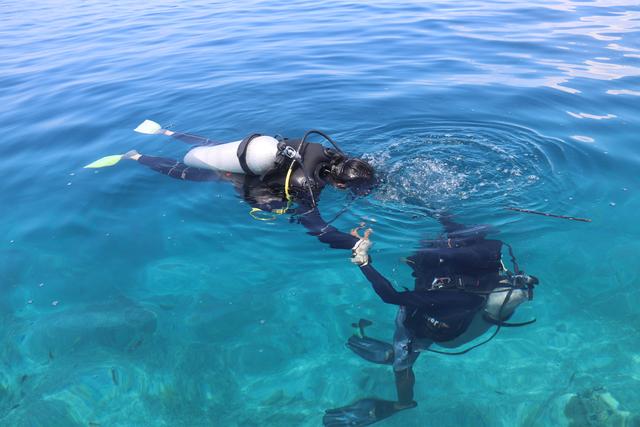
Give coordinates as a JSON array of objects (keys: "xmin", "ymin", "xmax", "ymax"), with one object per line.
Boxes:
[
  {"xmin": 86, "ymin": 120, "xmax": 375, "ymax": 248},
  {"xmin": 323, "ymin": 217, "xmax": 539, "ymax": 427}
]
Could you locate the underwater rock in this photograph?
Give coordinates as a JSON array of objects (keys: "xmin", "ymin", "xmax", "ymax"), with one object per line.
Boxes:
[
  {"xmin": 262, "ymin": 389, "xmax": 286, "ymax": 406},
  {"xmin": 2, "ymin": 355, "xmax": 162, "ymax": 426},
  {"xmin": 143, "ymin": 342, "xmax": 240, "ymax": 424},
  {"xmin": 0, "ymin": 372, "xmax": 13, "ymax": 418},
  {"xmin": 233, "ymin": 341, "xmax": 289, "ymax": 375},
  {"xmin": 141, "ymin": 257, "xmax": 215, "ymax": 296},
  {"xmin": 1, "ymin": 398, "xmax": 83, "ymax": 427},
  {"xmin": 24, "ymin": 298, "xmax": 157, "ymax": 359},
  {"xmin": 565, "ymin": 387, "xmax": 640, "ymax": 427}
]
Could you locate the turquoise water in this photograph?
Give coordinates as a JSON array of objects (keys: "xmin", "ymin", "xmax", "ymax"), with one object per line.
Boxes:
[{"xmin": 2, "ymin": 0, "xmax": 639, "ymax": 425}]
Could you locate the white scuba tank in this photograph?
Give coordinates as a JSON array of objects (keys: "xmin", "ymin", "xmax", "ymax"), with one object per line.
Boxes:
[
  {"xmin": 484, "ymin": 287, "xmax": 528, "ymax": 321},
  {"xmin": 183, "ymin": 135, "xmax": 280, "ymax": 175}
]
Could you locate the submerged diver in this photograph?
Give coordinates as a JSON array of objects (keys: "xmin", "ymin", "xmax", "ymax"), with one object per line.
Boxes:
[
  {"xmin": 323, "ymin": 219, "xmax": 539, "ymax": 427},
  {"xmin": 86, "ymin": 120, "xmax": 374, "ymax": 244}
]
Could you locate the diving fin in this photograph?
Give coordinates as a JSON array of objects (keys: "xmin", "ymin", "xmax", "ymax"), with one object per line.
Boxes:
[
  {"xmin": 346, "ymin": 335, "xmax": 394, "ymax": 365},
  {"xmin": 351, "ymin": 318, "xmax": 373, "ymax": 337},
  {"xmin": 323, "ymin": 398, "xmax": 416, "ymax": 427},
  {"xmin": 83, "ymin": 154, "xmax": 124, "ymax": 169},
  {"xmin": 134, "ymin": 119, "xmax": 162, "ymax": 135}
]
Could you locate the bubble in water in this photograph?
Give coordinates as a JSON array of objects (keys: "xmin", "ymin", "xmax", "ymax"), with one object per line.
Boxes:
[{"xmin": 362, "ymin": 122, "xmax": 557, "ymax": 213}]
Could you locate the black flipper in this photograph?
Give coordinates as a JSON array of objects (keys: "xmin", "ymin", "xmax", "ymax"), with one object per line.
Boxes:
[
  {"xmin": 351, "ymin": 318, "xmax": 373, "ymax": 337},
  {"xmin": 323, "ymin": 398, "xmax": 416, "ymax": 427},
  {"xmin": 346, "ymin": 335, "xmax": 394, "ymax": 365}
]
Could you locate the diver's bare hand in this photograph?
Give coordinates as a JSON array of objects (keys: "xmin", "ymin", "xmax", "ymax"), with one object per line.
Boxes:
[
  {"xmin": 351, "ymin": 224, "xmax": 373, "ymax": 266},
  {"xmin": 350, "ymin": 222, "xmax": 372, "ymax": 239},
  {"xmin": 363, "ymin": 228, "xmax": 372, "ymax": 239}
]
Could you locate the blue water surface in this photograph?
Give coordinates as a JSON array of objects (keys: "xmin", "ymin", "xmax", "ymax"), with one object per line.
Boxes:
[{"xmin": 1, "ymin": 0, "xmax": 639, "ymax": 426}]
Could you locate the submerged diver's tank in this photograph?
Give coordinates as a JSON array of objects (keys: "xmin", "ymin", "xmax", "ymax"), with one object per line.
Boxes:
[
  {"xmin": 484, "ymin": 286, "xmax": 528, "ymax": 320},
  {"xmin": 183, "ymin": 135, "xmax": 280, "ymax": 175}
]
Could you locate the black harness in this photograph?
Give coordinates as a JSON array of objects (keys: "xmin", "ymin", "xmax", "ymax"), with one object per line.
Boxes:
[{"xmin": 236, "ymin": 133, "xmax": 262, "ymax": 175}]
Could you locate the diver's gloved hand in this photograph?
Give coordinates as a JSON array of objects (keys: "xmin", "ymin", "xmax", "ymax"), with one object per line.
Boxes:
[{"xmin": 350, "ymin": 225, "xmax": 373, "ymax": 266}]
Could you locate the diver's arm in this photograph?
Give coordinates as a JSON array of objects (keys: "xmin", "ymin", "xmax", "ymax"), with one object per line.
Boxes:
[
  {"xmin": 359, "ymin": 263, "xmax": 415, "ymax": 306},
  {"xmin": 362, "ymin": 261, "xmax": 471, "ymax": 310},
  {"xmin": 162, "ymin": 129, "xmax": 218, "ymax": 146},
  {"xmin": 297, "ymin": 206, "xmax": 359, "ymax": 250},
  {"xmin": 350, "ymin": 228, "xmax": 411, "ymax": 306}
]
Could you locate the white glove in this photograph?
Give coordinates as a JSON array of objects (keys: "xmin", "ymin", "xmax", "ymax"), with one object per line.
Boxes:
[{"xmin": 351, "ymin": 238, "xmax": 372, "ymax": 266}]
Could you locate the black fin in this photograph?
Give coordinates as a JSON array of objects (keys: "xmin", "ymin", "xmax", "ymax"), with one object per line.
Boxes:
[
  {"xmin": 347, "ymin": 336, "xmax": 394, "ymax": 365},
  {"xmin": 323, "ymin": 398, "xmax": 416, "ymax": 427},
  {"xmin": 358, "ymin": 319, "xmax": 373, "ymax": 328},
  {"xmin": 351, "ymin": 318, "xmax": 374, "ymax": 337}
]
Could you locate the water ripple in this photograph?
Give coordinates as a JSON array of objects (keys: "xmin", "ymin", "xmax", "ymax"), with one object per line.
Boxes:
[{"xmin": 355, "ymin": 121, "xmax": 572, "ymax": 213}]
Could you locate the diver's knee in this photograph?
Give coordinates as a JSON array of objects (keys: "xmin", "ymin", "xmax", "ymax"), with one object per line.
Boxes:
[{"xmin": 392, "ymin": 356, "xmax": 412, "ymax": 372}]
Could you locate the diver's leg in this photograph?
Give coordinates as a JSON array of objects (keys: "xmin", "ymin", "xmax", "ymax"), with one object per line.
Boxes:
[
  {"xmin": 394, "ymin": 368, "xmax": 416, "ymax": 405},
  {"xmin": 132, "ymin": 152, "xmax": 223, "ymax": 182},
  {"xmin": 392, "ymin": 307, "xmax": 420, "ymax": 406},
  {"xmin": 323, "ymin": 309, "xmax": 418, "ymax": 426},
  {"xmin": 162, "ymin": 130, "xmax": 219, "ymax": 145}
]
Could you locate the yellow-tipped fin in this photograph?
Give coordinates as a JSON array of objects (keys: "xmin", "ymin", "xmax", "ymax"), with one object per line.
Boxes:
[{"xmin": 84, "ymin": 154, "xmax": 124, "ymax": 169}]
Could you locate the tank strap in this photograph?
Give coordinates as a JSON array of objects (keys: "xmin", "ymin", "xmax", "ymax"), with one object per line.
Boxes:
[
  {"xmin": 248, "ymin": 200, "xmax": 293, "ymax": 221},
  {"xmin": 482, "ymin": 313, "xmax": 536, "ymax": 327},
  {"xmin": 236, "ymin": 133, "xmax": 262, "ymax": 175}
]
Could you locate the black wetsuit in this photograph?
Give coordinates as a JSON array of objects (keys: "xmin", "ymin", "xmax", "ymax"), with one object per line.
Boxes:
[{"xmin": 137, "ymin": 132, "xmax": 359, "ymax": 250}]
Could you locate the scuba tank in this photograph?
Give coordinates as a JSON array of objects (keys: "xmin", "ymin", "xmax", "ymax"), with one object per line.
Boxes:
[{"xmin": 183, "ymin": 134, "xmax": 280, "ymax": 175}]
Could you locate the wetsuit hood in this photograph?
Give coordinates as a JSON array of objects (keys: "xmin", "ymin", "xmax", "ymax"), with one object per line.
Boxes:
[{"xmin": 329, "ymin": 157, "xmax": 376, "ymax": 195}]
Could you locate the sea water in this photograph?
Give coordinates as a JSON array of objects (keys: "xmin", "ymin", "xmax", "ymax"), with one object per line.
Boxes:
[{"xmin": 1, "ymin": 0, "xmax": 639, "ymax": 426}]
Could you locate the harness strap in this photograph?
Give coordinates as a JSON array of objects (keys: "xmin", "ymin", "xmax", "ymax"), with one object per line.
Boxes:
[
  {"xmin": 284, "ymin": 162, "xmax": 295, "ymax": 201},
  {"xmin": 246, "ymin": 141, "xmax": 296, "ymax": 222},
  {"xmin": 483, "ymin": 314, "xmax": 536, "ymax": 327},
  {"xmin": 249, "ymin": 208, "xmax": 277, "ymax": 221},
  {"xmin": 504, "ymin": 242, "xmax": 520, "ymax": 274},
  {"xmin": 236, "ymin": 133, "xmax": 262, "ymax": 175}
]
